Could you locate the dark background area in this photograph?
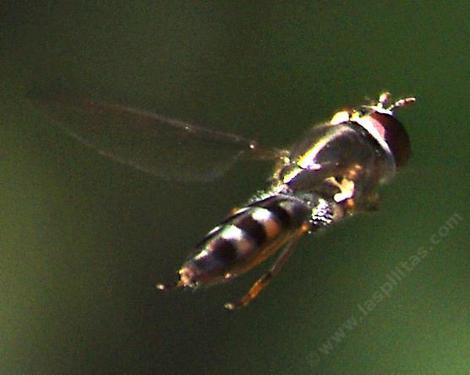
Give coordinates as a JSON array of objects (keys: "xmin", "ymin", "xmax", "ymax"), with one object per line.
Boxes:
[{"xmin": 0, "ymin": 2, "xmax": 468, "ymax": 374}]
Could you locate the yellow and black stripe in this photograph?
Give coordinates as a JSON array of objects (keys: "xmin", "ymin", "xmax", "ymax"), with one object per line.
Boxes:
[{"xmin": 178, "ymin": 195, "xmax": 311, "ymax": 287}]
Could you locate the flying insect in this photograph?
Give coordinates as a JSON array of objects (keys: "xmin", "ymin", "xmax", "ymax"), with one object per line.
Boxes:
[{"xmin": 34, "ymin": 91, "xmax": 415, "ymax": 309}]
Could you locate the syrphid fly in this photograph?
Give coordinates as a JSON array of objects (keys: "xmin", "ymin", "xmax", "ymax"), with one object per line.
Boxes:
[{"xmin": 33, "ymin": 91, "xmax": 415, "ymax": 309}]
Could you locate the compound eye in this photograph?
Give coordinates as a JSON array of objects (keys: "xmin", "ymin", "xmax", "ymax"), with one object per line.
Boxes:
[{"xmin": 369, "ymin": 112, "xmax": 411, "ymax": 168}]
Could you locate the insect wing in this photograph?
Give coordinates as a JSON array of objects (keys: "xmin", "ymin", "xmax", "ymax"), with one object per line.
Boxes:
[{"xmin": 32, "ymin": 93, "xmax": 280, "ymax": 182}]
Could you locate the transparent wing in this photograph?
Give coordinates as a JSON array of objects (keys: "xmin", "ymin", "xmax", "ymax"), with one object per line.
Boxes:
[{"xmin": 31, "ymin": 92, "xmax": 282, "ymax": 182}]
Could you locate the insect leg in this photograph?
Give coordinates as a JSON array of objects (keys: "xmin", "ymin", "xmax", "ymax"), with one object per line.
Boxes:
[
  {"xmin": 224, "ymin": 233, "xmax": 303, "ymax": 310},
  {"xmin": 156, "ymin": 279, "xmax": 185, "ymax": 291}
]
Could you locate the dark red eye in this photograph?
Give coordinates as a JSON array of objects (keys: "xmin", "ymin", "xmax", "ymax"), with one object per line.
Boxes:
[{"xmin": 369, "ymin": 112, "xmax": 411, "ymax": 168}]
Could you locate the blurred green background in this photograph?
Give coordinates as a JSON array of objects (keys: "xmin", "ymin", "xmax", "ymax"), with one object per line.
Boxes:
[{"xmin": 0, "ymin": 2, "xmax": 468, "ymax": 374}]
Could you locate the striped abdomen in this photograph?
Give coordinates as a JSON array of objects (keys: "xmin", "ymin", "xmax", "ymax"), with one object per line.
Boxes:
[{"xmin": 178, "ymin": 195, "xmax": 311, "ymax": 287}]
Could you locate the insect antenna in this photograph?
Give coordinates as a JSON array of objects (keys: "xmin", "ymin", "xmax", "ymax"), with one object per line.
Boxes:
[
  {"xmin": 388, "ymin": 96, "xmax": 416, "ymax": 112},
  {"xmin": 378, "ymin": 91, "xmax": 416, "ymax": 112}
]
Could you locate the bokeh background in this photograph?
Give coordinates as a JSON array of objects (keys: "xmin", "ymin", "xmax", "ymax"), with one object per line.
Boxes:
[{"xmin": 1, "ymin": 2, "xmax": 468, "ymax": 374}]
